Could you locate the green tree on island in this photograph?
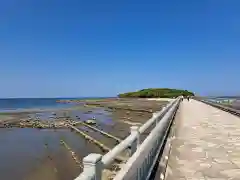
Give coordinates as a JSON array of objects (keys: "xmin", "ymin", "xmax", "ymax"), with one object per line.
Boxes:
[{"xmin": 118, "ymin": 88, "xmax": 194, "ymax": 98}]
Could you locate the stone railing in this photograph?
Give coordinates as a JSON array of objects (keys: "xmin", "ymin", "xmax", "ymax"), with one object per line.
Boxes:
[
  {"xmin": 196, "ymin": 98, "xmax": 240, "ymax": 117},
  {"xmin": 75, "ymin": 97, "xmax": 182, "ymax": 180}
]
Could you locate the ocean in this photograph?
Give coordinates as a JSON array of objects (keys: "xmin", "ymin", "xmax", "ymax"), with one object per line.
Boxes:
[
  {"xmin": 0, "ymin": 97, "xmax": 112, "ymax": 180},
  {"xmin": 0, "ymin": 98, "xmax": 78, "ymax": 111},
  {"xmin": 0, "ymin": 97, "xmax": 110, "ymax": 112}
]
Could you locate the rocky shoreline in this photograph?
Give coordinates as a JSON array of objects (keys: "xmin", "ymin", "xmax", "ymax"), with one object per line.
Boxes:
[{"xmin": 0, "ymin": 98, "xmax": 169, "ymax": 180}]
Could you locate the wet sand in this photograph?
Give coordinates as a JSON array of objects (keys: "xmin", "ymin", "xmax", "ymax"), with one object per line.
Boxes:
[{"xmin": 0, "ymin": 98, "xmax": 168, "ymax": 180}]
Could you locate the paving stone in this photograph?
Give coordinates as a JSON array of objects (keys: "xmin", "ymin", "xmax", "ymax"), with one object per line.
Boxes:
[
  {"xmin": 164, "ymin": 99, "xmax": 240, "ymax": 180},
  {"xmin": 205, "ymin": 178, "xmax": 225, "ymax": 180},
  {"xmin": 185, "ymin": 172, "xmax": 206, "ymax": 180},
  {"xmin": 231, "ymin": 158, "xmax": 240, "ymax": 168},
  {"xmin": 221, "ymin": 169, "xmax": 240, "ymax": 178}
]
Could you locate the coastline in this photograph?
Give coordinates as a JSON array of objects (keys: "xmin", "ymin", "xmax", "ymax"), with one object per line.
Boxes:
[
  {"xmin": 0, "ymin": 106, "xmax": 77, "ymax": 115},
  {"xmin": 0, "ymin": 98, "xmax": 169, "ymax": 180}
]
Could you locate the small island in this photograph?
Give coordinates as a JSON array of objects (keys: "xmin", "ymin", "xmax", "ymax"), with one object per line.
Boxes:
[{"xmin": 118, "ymin": 88, "xmax": 194, "ymax": 98}]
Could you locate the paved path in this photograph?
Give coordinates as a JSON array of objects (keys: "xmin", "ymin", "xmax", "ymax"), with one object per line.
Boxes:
[{"xmin": 166, "ymin": 99, "xmax": 240, "ymax": 180}]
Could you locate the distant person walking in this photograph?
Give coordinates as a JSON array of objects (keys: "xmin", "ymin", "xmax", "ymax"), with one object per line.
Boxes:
[{"xmin": 187, "ymin": 96, "xmax": 190, "ymax": 101}]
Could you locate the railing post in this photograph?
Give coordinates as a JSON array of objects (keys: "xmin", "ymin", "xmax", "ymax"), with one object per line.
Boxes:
[
  {"xmin": 130, "ymin": 126, "xmax": 140, "ymax": 155},
  {"xmin": 152, "ymin": 112, "xmax": 158, "ymax": 126},
  {"xmin": 82, "ymin": 153, "xmax": 103, "ymax": 180}
]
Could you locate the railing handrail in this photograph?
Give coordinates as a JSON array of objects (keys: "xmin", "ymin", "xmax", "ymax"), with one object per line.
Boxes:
[
  {"xmin": 75, "ymin": 97, "xmax": 181, "ymax": 180},
  {"xmin": 113, "ymin": 98, "xmax": 181, "ymax": 179},
  {"xmin": 101, "ymin": 98, "xmax": 177, "ymax": 166},
  {"xmin": 138, "ymin": 99, "xmax": 175, "ymax": 133}
]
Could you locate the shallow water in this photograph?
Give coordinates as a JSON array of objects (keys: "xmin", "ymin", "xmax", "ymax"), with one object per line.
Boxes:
[
  {"xmin": 207, "ymin": 97, "xmax": 240, "ymax": 110},
  {"xmin": 0, "ymin": 106, "xmax": 115, "ymax": 180},
  {"xmin": 0, "ymin": 98, "xmax": 77, "ymax": 112},
  {"xmin": 0, "ymin": 128, "xmax": 61, "ymax": 180}
]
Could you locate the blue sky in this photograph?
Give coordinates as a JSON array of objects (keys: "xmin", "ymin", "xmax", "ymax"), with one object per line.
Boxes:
[{"xmin": 0, "ymin": 0, "xmax": 239, "ymax": 97}]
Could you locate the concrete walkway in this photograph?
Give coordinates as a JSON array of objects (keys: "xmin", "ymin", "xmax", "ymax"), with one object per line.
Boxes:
[{"xmin": 166, "ymin": 99, "xmax": 240, "ymax": 180}]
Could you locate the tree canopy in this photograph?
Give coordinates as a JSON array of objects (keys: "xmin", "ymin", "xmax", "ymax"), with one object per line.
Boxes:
[{"xmin": 118, "ymin": 88, "xmax": 194, "ymax": 98}]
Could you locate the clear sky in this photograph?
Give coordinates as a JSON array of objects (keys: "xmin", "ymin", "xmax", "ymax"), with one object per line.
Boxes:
[{"xmin": 0, "ymin": 0, "xmax": 239, "ymax": 98}]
